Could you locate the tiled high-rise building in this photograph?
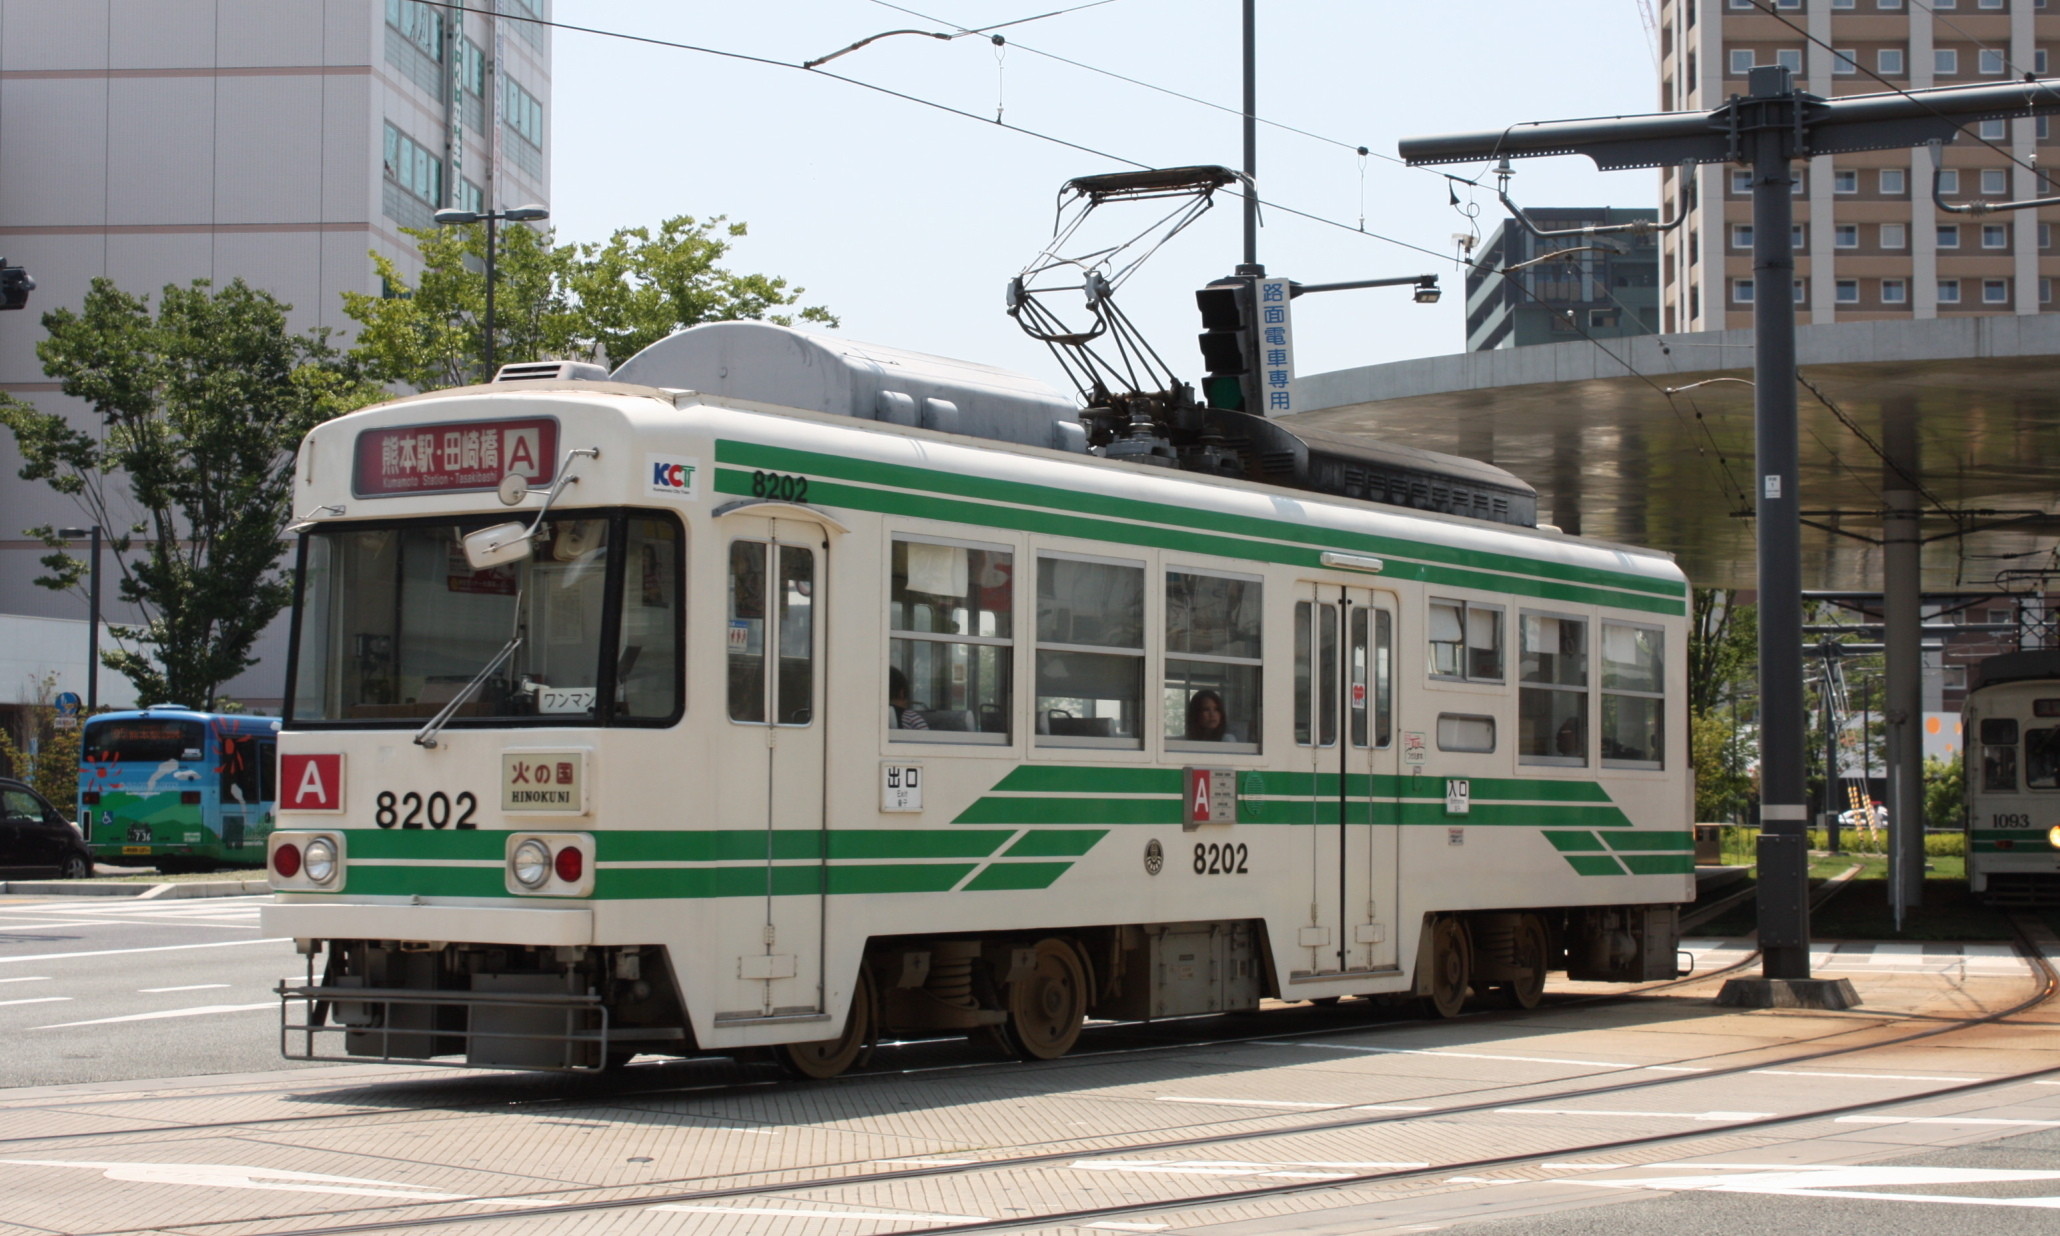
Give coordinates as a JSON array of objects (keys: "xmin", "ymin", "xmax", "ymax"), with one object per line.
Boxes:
[
  {"xmin": 0, "ymin": 0, "xmax": 551, "ymax": 713},
  {"xmin": 1659, "ymin": 0, "xmax": 2051, "ymax": 331}
]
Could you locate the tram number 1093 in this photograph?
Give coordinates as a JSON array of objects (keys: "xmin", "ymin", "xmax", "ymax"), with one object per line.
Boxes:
[
  {"xmin": 375, "ymin": 790, "xmax": 479, "ymax": 829},
  {"xmin": 1194, "ymin": 842, "xmax": 1250, "ymax": 875}
]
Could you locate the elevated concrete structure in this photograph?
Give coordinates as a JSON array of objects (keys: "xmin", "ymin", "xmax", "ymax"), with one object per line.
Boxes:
[{"xmin": 1294, "ymin": 315, "xmax": 2060, "ymax": 591}]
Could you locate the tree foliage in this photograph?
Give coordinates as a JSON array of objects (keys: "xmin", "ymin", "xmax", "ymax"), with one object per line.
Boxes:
[
  {"xmin": 1923, "ymin": 752, "xmax": 1965, "ymax": 832},
  {"xmin": 0, "ymin": 277, "xmax": 381, "ymax": 708},
  {"xmin": 1688, "ymin": 588, "xmax": 1759, "ymax": 822},
  {"xmin": 0, "ymin": 674, "xmax": 82, "ymax": 810},
  {"xmin": 343, "ymin": 215, "xmax": 837, "ymax": 389}
]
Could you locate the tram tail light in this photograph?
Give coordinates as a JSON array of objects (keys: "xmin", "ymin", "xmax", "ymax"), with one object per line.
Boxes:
[
  {"xmin": 268, "ymin": 831, "xmax": 344, "ymax": 891},
  {"xmin": 554, "ymin": 846, "xmax": 584, "ymax": 884},
  {"xmin": 273, "ymin": 842, "xmax": 302, "ymax": 879}
]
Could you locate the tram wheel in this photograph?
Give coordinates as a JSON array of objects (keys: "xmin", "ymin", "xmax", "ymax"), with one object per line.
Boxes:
[
  {"xmin": 996, "ymin": 937, "xmax": 1089, "ymax": 1061},
  {"xmin": 776, "ymin": 966, "xmax": 877, "ymax": 1080},
  {"xmin": 1425, "ymin": 917, "xmax": 1473, "ymax": 1020},
  {"xmin": 1496, "ymin": 914, "xmax": 1549, "ymax": 1011}
]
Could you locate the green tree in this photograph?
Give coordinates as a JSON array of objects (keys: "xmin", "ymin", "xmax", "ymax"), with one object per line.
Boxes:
[
  {"xmin": 343, "ymin": 215, "xmax": 837, "ymax": 389},
  {"xmin": 0, "ymin": 674, "xmax": 83, "ymax": 809},
  {"xmin": 1923, "ymin": 752, "xmax": 1966, "ymax": 832},
  {"xmin": 0, "ymin": 277, "xmax": 381, "ymax": 708},
  {"xmin": 1688, "ymin": 588, "xmax": 1758, "ymax": 822}
]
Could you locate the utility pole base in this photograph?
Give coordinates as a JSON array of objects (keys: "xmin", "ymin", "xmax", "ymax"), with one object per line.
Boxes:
[{"xmin": 1714, "ymin": 976, "xmax": 1860, "ymax": 1009}]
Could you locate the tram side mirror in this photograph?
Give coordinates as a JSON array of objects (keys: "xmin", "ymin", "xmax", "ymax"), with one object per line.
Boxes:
[{"xmin": 463, "ymin": 522, "xmax": 533, "ymax": 570}]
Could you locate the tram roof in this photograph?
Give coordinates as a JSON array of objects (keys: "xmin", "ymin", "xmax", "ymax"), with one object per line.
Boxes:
[{"xmin": 1288, "ymin": 314, "xmax": 2060, "ymax": 594}]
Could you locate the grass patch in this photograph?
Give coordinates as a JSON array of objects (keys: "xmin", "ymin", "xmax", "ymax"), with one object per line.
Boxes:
[{"xmin": 90, "ymin": 867, "xmax": 265, "ymax": 884}]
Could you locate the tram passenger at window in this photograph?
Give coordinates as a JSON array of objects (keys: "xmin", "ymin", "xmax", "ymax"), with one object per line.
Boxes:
[
  {"xmin": 1185, "ymin": 689, "xmax": 1230, "ymax": 741},
  {"xmin": 889, "ymin": 667, "xmax": 929, "ymax": 730}
]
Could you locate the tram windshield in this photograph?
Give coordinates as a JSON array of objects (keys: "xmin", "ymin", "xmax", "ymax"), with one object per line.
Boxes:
[{"xmin": 288, "ymin": 513, "xmax": 681, "ymax": 726}]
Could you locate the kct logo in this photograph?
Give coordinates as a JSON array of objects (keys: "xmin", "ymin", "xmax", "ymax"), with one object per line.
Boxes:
[{"xmin": 647, "ymin": 455, "xmax": 700, "ymax": 498}]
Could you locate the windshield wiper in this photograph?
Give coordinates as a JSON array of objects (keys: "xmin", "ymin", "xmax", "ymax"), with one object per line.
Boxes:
[{"xmin": 414, "ymin": 592, "xmax": 525, "ymax": 749}]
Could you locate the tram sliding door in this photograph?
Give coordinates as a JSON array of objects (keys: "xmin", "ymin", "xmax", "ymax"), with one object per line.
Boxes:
[
  {"xmin": 719, "ymin": 516, "xmax": 829, "ymax": 1021},
  {"xmin": 1293, "ymin": 583, "xmax": 1401, "ymax": 980}
]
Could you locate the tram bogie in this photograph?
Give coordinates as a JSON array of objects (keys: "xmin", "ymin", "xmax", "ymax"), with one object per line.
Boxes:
[{"xmin": 265, "ymin": 323, "xmax": 1695, "ymax": 1075}]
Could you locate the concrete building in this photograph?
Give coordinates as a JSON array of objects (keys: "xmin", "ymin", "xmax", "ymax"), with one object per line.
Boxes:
[
  {"xmin": 1464, "ymin": 208, "xmax": 1661, "ymax": 351},
  {"xmin": 0, "ymin": 0, "xmax": 552, "ymax": 718},
  {"xmin": 1659, "ymin": 0, "xmax": 2057, "ymax": 332}
]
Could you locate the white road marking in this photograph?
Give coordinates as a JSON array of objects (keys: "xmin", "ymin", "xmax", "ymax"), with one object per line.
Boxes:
[
  {"xmin": 0, "ymin": 1159, "xmax": 543, "ymax": 1206},
  {"xmin": 650, "ymin": 1204, "xmax": 991, "ymax": 1223},
  {"xmin": 0, "ymin": 997, "xmax": 70, "ymax": 1008},
  {"xmin": 1285, "ymin": 1043, "xmax": 1645, "ymax": 1069},
  {"xmin": 1084, "ymin": 1224, "xmax": 1171, "ymax": 1233},
  {"xmin": 1073, "ymin": 1158, "xmax": 1426, "ymax": 1180},
  {"xmin": 876, "ymin": 1158, "xmax": 980, "ymax": 1166},
  {"xmin": 0, "ymin": 976, "xmax": 50, "ymax": 983},
  {"xmin": 0, "ymin": 937, "xmax": 289, "ymax": 965},
  {"xmin": 138, "ymin": 984, "xmax": 230, "ymax": 993},
  {"xmin": 35, "ymin": 1001, "xmax": 275, "ymax": 1028},
  {"xmin": 1753, "ymin": 1069, "xmax": 1973, "ymax": 1083},
  {"xmin": 1497, "ymin": 1107, "xmax": 1772, "ymax": 1122},
  {"xmin": 1562, "ymin": 1162, "xmax": 2060, "ymax": 1210},
  {"xmin": 1156, "ymin": 1096, "xmax": 1335, "ymax": 1109},
  {"xmin": 1836, "ymin": 1115, "xmax": 2060, "ymax": 1128}
]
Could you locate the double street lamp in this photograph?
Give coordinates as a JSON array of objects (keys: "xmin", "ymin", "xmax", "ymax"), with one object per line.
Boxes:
[
  {"xmin": 55, "ymin": 525, "xmax": 101, "ymax": 713},
  {"xmin": 430, "ymin": 203, "xmax": 549, "ymax": 381}
]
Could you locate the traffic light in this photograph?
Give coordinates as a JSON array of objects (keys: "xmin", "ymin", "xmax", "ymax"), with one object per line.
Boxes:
[
  {"xmin": 0, "ymin": 258, "xmax": 33, "ymax": 311},
  {"xmin": 1195, "ymin": 276, "xmax": 1257, "ymax": 411}
]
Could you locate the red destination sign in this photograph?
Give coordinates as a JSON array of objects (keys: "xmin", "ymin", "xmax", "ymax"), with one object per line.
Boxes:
[{"xmin": 352, "ymin": 417, "xmax": 559, "ymax": 498}]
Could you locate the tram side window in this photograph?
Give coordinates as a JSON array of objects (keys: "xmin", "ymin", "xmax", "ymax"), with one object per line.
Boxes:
[
  {"xmin": 616, "ymin": 518, "xmax": 682, "ymax": 721},
  {"xmin": 1601, "ymin": 622, "xmax": 1665, "ymax": 768},
  {"xmin": 2027, "ymin": 727, "xmax": 2060, "ymax": 790},
  {"xmin": 1429, "ymin": 598, "xmax": 1503, "ymax": 681},
  {"xmin": 888, "ymin": 538, "xmax": 1012, "ymax": 743},
  {"xmin": 1982, "ymin": 717, "xmax": 2019, "ymax": 792},
  {"xmin": 1165, "ymin": 569, "xmax": 1261, "ymax": 752},
  {"xmin": 1519, "ymin": 612, "xmax": 1588, "ymax": 764},
  {"xmin": 727, "ymin": 541, "xmax": 811, "ymax": 725},
  {"xmin": 1036, "ymin": 554, "xmax": 1144, "ymax": 746}
]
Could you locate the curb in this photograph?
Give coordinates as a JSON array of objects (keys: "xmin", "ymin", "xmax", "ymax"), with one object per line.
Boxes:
[{"xmin": 0, "ymin": 878, "xmax": 271, "ymax": 899}]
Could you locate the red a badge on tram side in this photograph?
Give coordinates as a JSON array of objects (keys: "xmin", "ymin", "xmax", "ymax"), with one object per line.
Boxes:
[{"xmin": 281, "ymin": 754, "xmax": 344, "ymax": 812}]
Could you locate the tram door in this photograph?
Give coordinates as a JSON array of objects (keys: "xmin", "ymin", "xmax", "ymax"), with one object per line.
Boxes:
[
  {"xmin": 719, "ymin": 516, "xmax": 829, "ymax": 1019},
  {"xmin": 1294, "ymin": 584, "xmax": 1401, "ymax": 977}
]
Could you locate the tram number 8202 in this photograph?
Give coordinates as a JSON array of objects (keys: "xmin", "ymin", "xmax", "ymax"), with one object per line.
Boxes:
[
  {"xmin": 750, "ymin": 470, "xmax": 809, "ymax": 502},
  {"xmin": 375, "ymin": 790, "xmax": 479, "ymax": 830},
  {"xmin": 1194, "ymin": 842, "xmax": 1249, "ymax": 875}
]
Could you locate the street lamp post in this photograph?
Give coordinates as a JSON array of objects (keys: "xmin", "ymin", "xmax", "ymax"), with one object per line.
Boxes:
[
  {"xmin": 431, "ymin": 203, "xmax": 550, "ymax": 381},
  {"xmin": 56, "ymin": 525, "xmax": 101, "ymax": 713}
]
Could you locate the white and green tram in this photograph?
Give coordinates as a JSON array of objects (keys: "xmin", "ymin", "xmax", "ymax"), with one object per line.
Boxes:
[
  {"xmin": 1962, "ymin": 650, "xmax": 2060, "ymax": 905},
  {"xmin": 265, "ymin": 322, "xmax": 1694, "ymax": 1075}
]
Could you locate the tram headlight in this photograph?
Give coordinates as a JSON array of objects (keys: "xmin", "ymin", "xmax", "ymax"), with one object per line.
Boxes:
[
  {"xmin": 512, "ymin": 838, "xmax": 552, "ymax": 889},
  {"xmin": 2049, "ymin": 823, "xmax": 2060, "ymax": 850},
  {"xmin": 303, "ymin": 836, "xmax": 338, "ymax": 885}
]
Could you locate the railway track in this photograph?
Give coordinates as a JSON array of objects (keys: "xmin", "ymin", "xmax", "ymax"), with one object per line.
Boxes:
[{"xmin": 9, "ymin": 913, "xmax": 2048, "ymax": 1236}]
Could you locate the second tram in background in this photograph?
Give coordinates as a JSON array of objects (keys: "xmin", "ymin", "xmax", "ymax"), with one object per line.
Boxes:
[
  {"xmin": 79, "ymin": 707, "xmax": 279, "ymax": 872},
  {"xmin": 1962, "ymin": 649, "xmax": 2060, "ymax": 905}
]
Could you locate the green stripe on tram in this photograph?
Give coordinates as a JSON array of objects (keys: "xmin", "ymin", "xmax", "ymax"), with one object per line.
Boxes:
[{"xmin": 711, "ymin": 447, "xmax": 1685, "ymax": 616}]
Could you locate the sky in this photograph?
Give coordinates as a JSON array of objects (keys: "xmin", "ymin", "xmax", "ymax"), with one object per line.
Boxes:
[{"xmin": 549, "ymin": 1, "xmax": 1663, "ymax": 397}]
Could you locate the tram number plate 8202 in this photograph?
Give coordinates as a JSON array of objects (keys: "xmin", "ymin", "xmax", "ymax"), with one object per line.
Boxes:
[
  {"xmin": 375, "ymin": 790, "xmax": 479, "ymax": 829},
  {"xmin": 1194, "ymin": 842, "xmax": 1249, "ymax": 874}
]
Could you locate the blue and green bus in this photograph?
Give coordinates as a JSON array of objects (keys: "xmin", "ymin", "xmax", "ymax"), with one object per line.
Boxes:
[{"xmin": 79, "ymin": 707, "xmax": 278, "ymax": 872}]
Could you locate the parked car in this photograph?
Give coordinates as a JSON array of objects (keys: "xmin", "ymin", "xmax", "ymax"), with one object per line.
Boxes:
[{"xmin": 0, "ymin": 777, "xmax": 92, "ymax": 880}]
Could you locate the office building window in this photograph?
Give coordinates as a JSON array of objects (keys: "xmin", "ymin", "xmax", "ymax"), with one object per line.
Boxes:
[
  {"xmin": 1793, "ymin": 279, "xmax": 1806, "ymax": 304},
  {"xmin": 1791, "ymin": 224, "xmax": 1806, "ymax": 249},
  {"xmin": 1980, "ymin": 49, "xmax": 2007, "ymax": 74},
  {"xmin": 2042, "ymin": 223, "xmax": 2053, "ymax": 249},
  {"xmin": 386, "ymin": 0, "xmax": 442, "ymax": 61},
  {"xmin": 1939, "ymin": 279, "xmax": 1962, "ymax": 303},
  {"xmin": 1731, "ymin": 224, "xmax": 1754, "ymax": 248},
  {"xmin": 1879, "ymin": 0, "xmax": 1904, "ymax": 8},
  {"xmin": 1732, "ymin": 169, "xmax": 1754, "ymax": 193},
  {"xmin": 2041, "ymin": 116, "xmax": 2052, "ymax": 141},
  {"xmin": 1881, "ymin": 222, "xmax": 1907, "ymax": 248},
  {"xmin": 1878, "ymin": 47, "xmax": 1905, "ymax": 75},
  {"xmin": 1939, "ymin": 223, "xmax": 1961, "ymax": 248},
  {"xmin": 1834, "ymin": 168, "xmax": 1859, "ymax": 194},
  {"xmin": 2039, "ymin": 49, "xmax": 2050, "ymax": 74},
  {"xmin": 504, "ymin": 78, "xmax": 545, "ymax": 149},
  {"xmin": 1984, "ymin": 278, "xmax": 2011, "ymax": 303},
  {"xmin": 1882, "ymin": 278, "xmax": 1909, "ymax": 303},
  {"xmin": 1730, "ymin": 48, "xmax": 1755, "ymax": 75},
  {"xmin": 1983, "ymin": 223, "xmax": 2009, "ymax": 248},
  {"xmin": 1982, "ymin": 168, "xmax": 2009, "ymax": 195},
  {"xmin": 1937, "ymin": 49, "xmax": 1959, "ymax": 75},
  {"xmin": 1938, "ymin": 168, "xmax": 1961, "ymax": 195},
  {"xmin": 382, "ymin": 122, "xmax": 442, "ymax": 206},
  {"xmin": 2042, "ymin": 277, "xmax": 2052, "ymax": 304},
  {"xmin": 1979, "ymin": 118, "xmax": 2007, "ymax": 140},
  {"xmin": 1881, "ymin": 167, "xmax": 1907, "ymax": 195},
  {"xmin": 1836, "ymin": 279, "xmax": 1860, "ymax": 303},
  {"xmin": 1978, "ymin": 0, "xmax": 2006, "ymax": 9},
  {"xmin": 1733, "ymin": 278, "xmax": 1755, "ymax": 304},
  {"xmin": 1835, "ymin": 224, "xmax": 1859, "ymax": 248},
  {"xmin": 1777, "ymin": 48, "xmax": 1803, "ymax": 74},
  {"xmin": 1834, "ymin": 49, "xmax": 1859, "ymax": 75},
  {"xmin": 1833, "ymin": 0, "xmax": 1856, "ymax": 8}
]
